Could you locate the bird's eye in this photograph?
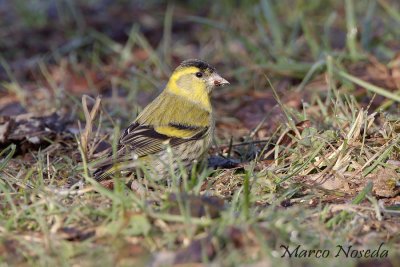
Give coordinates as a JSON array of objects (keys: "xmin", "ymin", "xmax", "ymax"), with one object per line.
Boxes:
[{"xmin": 195, "ymin": 72, "xmax": 203, "ymax": 78}]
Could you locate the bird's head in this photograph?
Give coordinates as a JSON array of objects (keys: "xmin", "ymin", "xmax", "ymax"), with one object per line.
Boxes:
[{"xmin": 166, "ymin": 59, "xmax": 229, "ymax": 109}]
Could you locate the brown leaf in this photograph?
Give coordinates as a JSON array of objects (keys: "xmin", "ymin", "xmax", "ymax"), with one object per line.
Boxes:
[
  {"xmin": 167, "ymin": 193, "xmax": 225, "ymax": 219},
  {"xmin": 347, "ymin": 56, "xmax": 400, "ymax": 108},
  {"xmin": 278, "ymin": 120, "xmax": 312, "ymax": 146},
  {"xmin": 0, "ymin": 239, "xmax": 18, "ymax": 256},
  {"xmin": 174, "ymin": 235, "xmax": 215, "ymax": 264},
  {"xmin": 49, "ymin": 62, "xmax": 112, "ymax": 94},
  {"xmin": 226, "ymin": 226, "xmax": 245, "ymax": 249},
  {"xmin": 367, "ymin": 168, "xmax": 400, "ymax": 198},
  {"xmin": 306, "ymin": 174, "xmax": 349, "ymax": 191}
]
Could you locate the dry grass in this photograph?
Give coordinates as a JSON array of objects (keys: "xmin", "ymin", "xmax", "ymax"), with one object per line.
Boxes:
[{"xmin": 0, "ymin": 0, "xmax": 400, "ymax": 266}]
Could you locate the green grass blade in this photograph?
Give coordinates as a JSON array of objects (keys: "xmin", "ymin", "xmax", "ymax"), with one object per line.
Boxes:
[
  {"xmin": 337, "ymin": 70, "xmax": 400, "ymax": 103},
  {"xmin": 0, "ymin": 144, "xmax": 16, "ymax": 172},
  {"xmin": 345, "ymin": 0, "xmax": 359, "ymax": 60},
  {"xmin": 260, "ymin": 0, "xmax": 283, "ymax": 48}
]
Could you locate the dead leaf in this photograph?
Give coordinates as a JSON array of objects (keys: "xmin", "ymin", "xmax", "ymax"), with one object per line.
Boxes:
[
  {"xmin": 278, "ymin": 120, "xmax": 312, "ymax": 146},
  {"xmin": 0, "ymin": 112, "xmax": 70, "ymax": 154},
  {"xmin": 167, "ymin": 193, "xmax": 225, "ymax": 219},
  {"xmin": 367, "ymin": 168, "xmax": 400, "ymax": 198},
  {"xmin": 173, "ymin": 235, "xmax": 215, "ymax": 264},
  {"xmin": 307, "ymin": 173, "xmax": 347, "ymax": 191}
]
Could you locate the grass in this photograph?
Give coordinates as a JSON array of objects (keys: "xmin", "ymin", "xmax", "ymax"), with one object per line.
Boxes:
[{"xmin": 1, "ymin": 0, "xmax": 400, "ymax": 266}]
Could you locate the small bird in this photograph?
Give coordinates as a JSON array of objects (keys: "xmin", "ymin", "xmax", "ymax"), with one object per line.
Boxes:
[{"xmin": 93, "ymin": 59, "xmax": 229, "ymax": 183}]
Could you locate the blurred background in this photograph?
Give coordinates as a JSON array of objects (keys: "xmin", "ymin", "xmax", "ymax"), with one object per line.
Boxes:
[
  {"xmin": 1, "ymin": 0, "xmax": 399, "ymax": 141},
  {"xmin": 1, "ymin": 1, "xmax": 400, "ymax": 265}
]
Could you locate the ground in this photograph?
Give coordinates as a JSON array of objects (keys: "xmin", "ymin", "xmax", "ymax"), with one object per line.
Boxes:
[{"xmin": 0, "ymin": 0, "xmax": 399, "ymax": 266}]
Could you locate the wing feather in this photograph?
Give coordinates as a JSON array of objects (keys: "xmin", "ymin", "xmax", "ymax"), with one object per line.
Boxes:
[
  {"xmin": 93, "ymin": 91, "xmax": 211, "ymax": 181},
  {"xmin": 119, "ymin": 122, "xmax": 208, "ymax": 156},
  {"xmin": 93, "ymin": 122, "xmax": 208, "ymax": 181}
]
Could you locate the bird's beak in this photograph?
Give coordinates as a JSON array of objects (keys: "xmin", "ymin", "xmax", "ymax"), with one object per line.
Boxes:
[{"xmin": 210, "ymin": 73, "xmax": 230, "ymax": 87}]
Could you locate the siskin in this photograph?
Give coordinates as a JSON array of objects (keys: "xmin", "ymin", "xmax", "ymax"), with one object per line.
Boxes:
[{"xmin": 93, "ymin": 59, "xmax": 229, "ymax": 183}]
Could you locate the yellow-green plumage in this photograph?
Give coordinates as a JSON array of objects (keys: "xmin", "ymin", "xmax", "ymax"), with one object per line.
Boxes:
[{"xmin": 93, "ymin": 59, "xmax": 229, "ymax": 182}]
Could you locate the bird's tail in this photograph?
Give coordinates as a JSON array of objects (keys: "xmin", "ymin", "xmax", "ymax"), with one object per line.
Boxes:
[
  {"xmin": 92, "ymin": 164, "xmax": 113, "ymax": 181},
  {"xmin": 92, "ymin": 159, "xmax": 139, "ymax": 181}
]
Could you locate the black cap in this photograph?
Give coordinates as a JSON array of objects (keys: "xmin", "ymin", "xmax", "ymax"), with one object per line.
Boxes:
[{"xmin": 179, "ymin": 59, "xmax": 215, "ymax": 72}]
